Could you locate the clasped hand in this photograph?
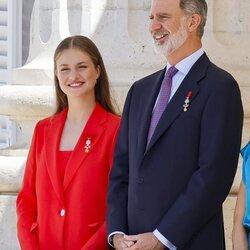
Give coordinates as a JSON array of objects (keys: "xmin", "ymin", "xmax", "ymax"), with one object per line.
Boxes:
[{"xmin": 113, "ymin": 232, "xmax": 165, "ymax": 250}]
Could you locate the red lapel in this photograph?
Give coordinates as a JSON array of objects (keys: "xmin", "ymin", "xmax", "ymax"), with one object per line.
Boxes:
[
  {"xmin": 44, "ymin": 109, "xmax": 68, "ymax": 205},
  {"xmin": 44, "ymin": 104, "xmax": 107, "ymax": 201},
  {"xmin": 63, "ymin": 103, "xmax": 106, "ymax": 190}
]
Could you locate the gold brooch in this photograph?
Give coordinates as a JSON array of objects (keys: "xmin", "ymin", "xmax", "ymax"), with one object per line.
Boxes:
[{"xmin": 84, "ymin": 137, "xmax": 91, "ymax": 153}]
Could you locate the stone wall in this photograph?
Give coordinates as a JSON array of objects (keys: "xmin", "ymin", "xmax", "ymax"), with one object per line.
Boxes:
[{"xmin": 0, "ymin": 0, "xmax": 249, "ymax": 249}]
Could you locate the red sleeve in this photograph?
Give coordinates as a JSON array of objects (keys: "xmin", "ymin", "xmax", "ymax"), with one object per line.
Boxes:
[
  {"xmin": 80, "ymin": 223, "xmax": 108, "ymax": 250},
  {"xmin": 16, "ymin": 122, "xmax": 40, "ymax": 250}
]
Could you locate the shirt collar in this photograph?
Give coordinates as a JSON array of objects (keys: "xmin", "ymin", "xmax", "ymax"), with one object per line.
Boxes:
[{"xmin": 166, "ymin": 48, "xmax": 204, "ymax": 76}]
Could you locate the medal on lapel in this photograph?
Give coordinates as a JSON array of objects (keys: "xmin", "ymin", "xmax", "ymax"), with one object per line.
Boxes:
[
  {"xmin": 183, "ymin": 91, "xmax": 192, "ymax": 112},
  {"xmin": 84, "ymin": 137, "xmax": 91, "ymax": 153}
]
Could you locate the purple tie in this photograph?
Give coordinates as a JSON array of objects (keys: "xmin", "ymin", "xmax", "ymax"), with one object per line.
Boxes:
[{"xmin": 147, "ymin": 66, "xmax": 178, "ymax": 146}]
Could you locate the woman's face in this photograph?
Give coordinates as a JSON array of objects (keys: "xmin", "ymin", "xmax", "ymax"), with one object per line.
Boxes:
[{"xmin": 56, "ymin": 48, "xmax": 100, "ymax": 101}]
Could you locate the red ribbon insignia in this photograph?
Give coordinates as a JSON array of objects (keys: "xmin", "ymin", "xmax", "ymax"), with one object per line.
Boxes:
[{"xmin": 183, "ymin": 91, "xmax": 192, "ymax": 112}]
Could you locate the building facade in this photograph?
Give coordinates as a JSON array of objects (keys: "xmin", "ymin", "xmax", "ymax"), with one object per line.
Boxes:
[{"xmin": 0, "ymin": 0, "xmax": 249, "ymax": 249}]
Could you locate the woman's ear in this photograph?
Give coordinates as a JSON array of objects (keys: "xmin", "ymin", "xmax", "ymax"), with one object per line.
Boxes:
[{"xmin": 96, "ymin": 65, "xmax": 101, "ymax": 79}]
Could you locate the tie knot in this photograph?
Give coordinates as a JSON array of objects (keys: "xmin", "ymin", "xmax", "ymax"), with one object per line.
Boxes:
[{"xmin": 166, "ymin": 66, "xmax": 178, "ymax": 79}]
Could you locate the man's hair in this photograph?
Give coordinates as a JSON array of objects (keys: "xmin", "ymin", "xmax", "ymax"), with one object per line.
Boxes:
[{"xmin": 180, "ymin": 0, "xmax": 207, "ymax": 38}]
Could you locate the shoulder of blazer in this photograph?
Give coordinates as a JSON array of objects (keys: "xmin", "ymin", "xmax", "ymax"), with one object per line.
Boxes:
[
  {"xmin": 129, "ymin": 69, "xmax": 166, "ymax": 98},
  {"xmin": 135, "ymin": 69, "xmax": 164, "ymax": 86},
  {"xmin": 106, "ymin": 111, "xmax": 120, "ymax": 126},
  {"xmin": 199, "ymin": 54, "xmax": 239, "ymax": 92},
  {"xmin": 209, "ymin": 61, "xmax": 236, "ymax": 81},
  {"xmin": 95, "ymin": 104, "xmax": 120, "ymax": 131},
  {"xmin": 193, "ymin": 52, "xmax": 236, "ymax": 82},
  {"xmin": 35, "ymin": 109, "xmax": 67, "ymax": 131}
]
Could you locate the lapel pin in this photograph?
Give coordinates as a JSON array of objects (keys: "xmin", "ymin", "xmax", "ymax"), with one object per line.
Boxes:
[
  {"xmin": 183, "ymin": 91, "xmax": 193, "ymax": 112},
  {"xmin": 84, "ymin": 137, "xmax": 91, "ymax": 153}
]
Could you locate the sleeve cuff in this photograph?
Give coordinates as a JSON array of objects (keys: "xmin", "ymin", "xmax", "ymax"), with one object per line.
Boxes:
[
  {"xmin": 153, "ymin": 229, "xmax": 177, "ymax": 250},
  {"xmin": 108, "ymin": 231, "xmax": 125, "ymax": 247}
]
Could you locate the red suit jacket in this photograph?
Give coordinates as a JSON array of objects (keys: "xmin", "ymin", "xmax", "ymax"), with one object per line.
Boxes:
[{"xmin": 17, "ymin": 103, "xmax": 120, "ymax": 250}]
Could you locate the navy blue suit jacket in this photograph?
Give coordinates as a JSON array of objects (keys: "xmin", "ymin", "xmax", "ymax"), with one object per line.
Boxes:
[{"xmin": 107, "ymin": 53, "xmax": 243, "ymax": 249}]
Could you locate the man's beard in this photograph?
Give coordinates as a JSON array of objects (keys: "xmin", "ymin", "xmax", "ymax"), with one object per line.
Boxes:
[{"xmin": 153, "ymin": 18, "xmax": 188, "ymax": 57}]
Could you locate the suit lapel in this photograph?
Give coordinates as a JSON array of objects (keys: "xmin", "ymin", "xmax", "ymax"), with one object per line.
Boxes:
[
  {"xmin": 136, "ymin": 70, "xmax": 165, "ymax": 165},
  {"xmin": 44, "ymin": 109, "xmax": 67, "ymax": 205},
  {"xmin": 146, "ymin": 53, "xmax": 210, "ymax": 153},
  {"xmin": 63, "ymin": 103, "xmax": 106, "ymax": 190}
]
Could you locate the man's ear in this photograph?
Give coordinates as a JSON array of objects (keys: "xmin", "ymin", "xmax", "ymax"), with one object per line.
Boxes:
[{"xmin": 187, "ymin": 14, "xmax": 201, "ymax": 33}]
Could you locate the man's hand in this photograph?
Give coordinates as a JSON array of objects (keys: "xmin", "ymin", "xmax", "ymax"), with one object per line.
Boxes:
[
  {"xmin": 113, "ymin": 234, "xmax": 135, "ymax": 250},
  {"xmin": 123, "ymin": 232, "xmax": 165, "ymax": 250}
]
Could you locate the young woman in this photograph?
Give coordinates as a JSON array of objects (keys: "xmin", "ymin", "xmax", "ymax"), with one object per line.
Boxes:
[
  {"xmin": 233, "ymin": 142, "xmax": 250, "ymax": 250},
  {"xmin": 16, "ymin": 35, "xmax": 120, "ymax": 250}
]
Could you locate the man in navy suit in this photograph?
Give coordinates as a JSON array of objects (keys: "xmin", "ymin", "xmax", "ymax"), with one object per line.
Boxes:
[{"xmin": 107, "ymin": 0, "xmax": 243, "ymax": 249}]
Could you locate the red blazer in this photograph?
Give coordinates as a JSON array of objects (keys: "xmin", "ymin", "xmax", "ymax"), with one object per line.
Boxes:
[{"xmin": 17, "ymin": 103, "xmax": 120, "ymax": 250}]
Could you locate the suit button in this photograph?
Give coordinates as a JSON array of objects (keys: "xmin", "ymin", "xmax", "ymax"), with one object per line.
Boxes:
[
  {"xmin": 60, "ymin": 209, "xmax": 66, "ymax": 217},
  {"xmin": 138, "ymin": 178, "xmax": 144, "ymax": 184}
]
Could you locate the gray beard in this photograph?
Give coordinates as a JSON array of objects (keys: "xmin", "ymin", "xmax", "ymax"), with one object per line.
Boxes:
[{"xmin": 153, "ymin": 20, "xmax": 188, "ymax": 57}]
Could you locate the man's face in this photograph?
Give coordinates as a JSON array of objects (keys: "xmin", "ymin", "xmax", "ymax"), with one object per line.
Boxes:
[{"xmin": 149, "ymin": 0, "xmax": 188, "ymax": 57}]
